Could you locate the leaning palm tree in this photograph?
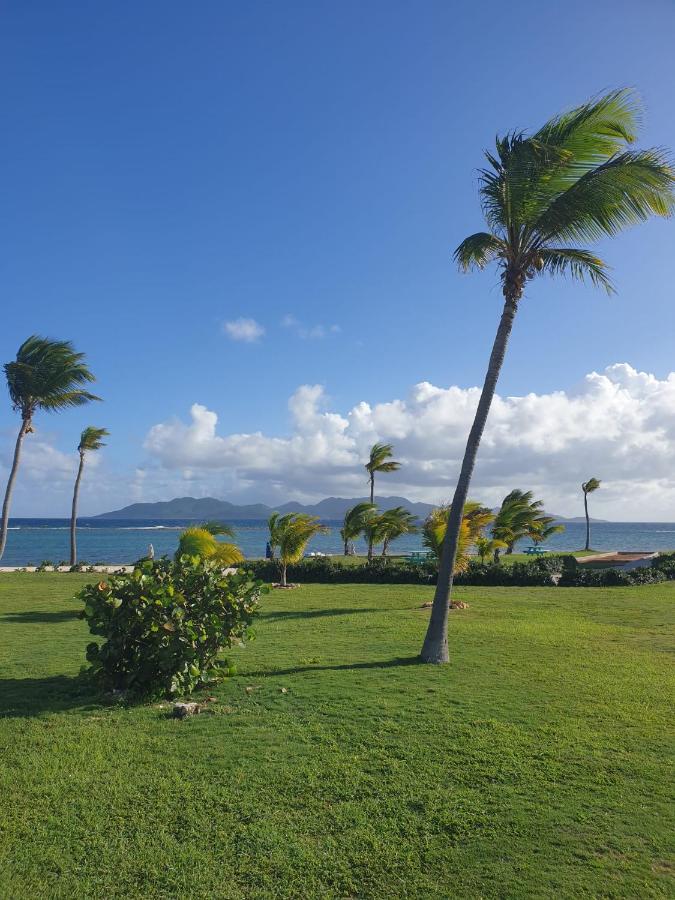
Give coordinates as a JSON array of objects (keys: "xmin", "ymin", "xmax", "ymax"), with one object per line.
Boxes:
[
  {"xmin": 582, "ymin": 478, "xmax": 601, "ymax": 551},
  {"xmin": 340, "ymin": 502, "xmax": 376, "ymax": 555},
  {"xmin": 422, "ymin": 90, "xmax": 675, "ymax": 663},
  {"xmin": 0, "ymin": 336, "xmax": 100, "ymax": 560},
  {"xmin": 377, "ymin": 507, "xmax": 418, "ymax": 557},
  {"xmin": 273, "ymin": 513, "xmax": 328, "ymax": 587},
  {"xmin": 364, "ymin": 443, "xmax": 400, "ymax": 560},
  {"xmin": 70, "ymin": 426, "xmax": 109, "ymax": 566}
]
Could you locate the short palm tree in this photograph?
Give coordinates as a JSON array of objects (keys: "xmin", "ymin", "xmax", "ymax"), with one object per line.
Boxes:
[
  {"xmin": 70, "ymin": 426, "xmax": 109, "ymax": 566},
  {"xmin": 0, "ymin": 336, "xmax": 100, "ymax": 560},
  {"xmin": 365, "ymin": 443, "xmax": 400, "ymax": 560},
  {"xmin": 340, "ymin": 502, "xmax": 376, "ymax": 555},
  {"xmin": 422, "ymin": 90, "xmax": 675, "ymax": 663},
  {"xmin": 475, "ymin": 535, "xmax": 507, "ymax": 565},
  {"xmin": 491, "ymin": 489, "xmax": 544, "ymax": 561},
  {"xmin": 423, "ymin": 502, "xmax": 494, "ymax": 575},
  {"xmin": 273, "ymin": 513, "xmax": 328, "ymax": 587},
  {"xmin": 175, "ymin": 522, "xmax": 243, "ymax": 567},
  {"xmin": 364, "ymin": 507, "xmax": 418, "ymax": 557},
  {"xmin": 582, "ymin": 478, "xmax": 601, "ymax": 551}
]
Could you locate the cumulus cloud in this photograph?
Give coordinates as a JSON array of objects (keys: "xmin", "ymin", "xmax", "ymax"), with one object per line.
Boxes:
[
  {"xmin": 281, "ymin": 314, "xmax": 341, "ymax": 340},
  {"xmin": 222, "ymin": 317, "xmax": 265, "ymax": 342},
  {"xmin": 142, "ymin": 363, "xmax": 675, "ymax": 519}
]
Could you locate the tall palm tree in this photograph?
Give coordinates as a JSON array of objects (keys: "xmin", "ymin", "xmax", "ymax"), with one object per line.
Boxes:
[
  {"xmin": 364, "ymin": 442, "xmax": 400, "ymax": 560},
  {"xmin": 273, "ymin": 513, "xmax": 328, "ymax": 587},
  {"xmin": 0, "ymin": 336, "xmax": 99, "ymax": 560},
  {"xmin": 582, "ymin": 478, "xmax": 601, "ymax": 551},
  {"xmin": 70, "ymin": 426, "xmax": 109, "ymax": 566},
  {"xmin": 422, "ymin": 90, "xmax": 675, "ymax": 663},
  {"xmin": 340, "ymin": 502, "xmax": 376, "ymax": 555}
]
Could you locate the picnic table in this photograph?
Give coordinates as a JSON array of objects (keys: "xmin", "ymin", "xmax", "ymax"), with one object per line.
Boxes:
[
  {"xmin": 523, "ymin": 546, "xmax": 547, "ymax": 556},
  {"xmin": 408, "ymin": 551, "xmax": 435, "ymax": 565}
]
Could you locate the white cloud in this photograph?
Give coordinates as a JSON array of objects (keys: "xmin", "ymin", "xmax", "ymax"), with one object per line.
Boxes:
[
  {"xmin": 282, "ymin": 314, "xmax": 341, "ymax": 340},
  {"xmin": 222, "ymin": 317, "xmax": 265, "ymax": 343},
  {"xmin": 141, "ymin": 363, "xmax": 675, "ymax": 519}
]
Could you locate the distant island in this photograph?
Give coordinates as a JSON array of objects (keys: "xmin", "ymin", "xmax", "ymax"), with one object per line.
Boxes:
[{"xmin": 96, "ymin": 496, "xmax": 607, "ymax": 523}]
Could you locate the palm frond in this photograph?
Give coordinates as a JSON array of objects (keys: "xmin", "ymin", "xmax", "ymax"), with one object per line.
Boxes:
[
  {"xmin": 454, "ymin": 232, "xmax": 506, "ymax": 271},
  {"xmin": 539, "ymin": 248, "xmax": 613, "ymax": 293},
  {"xmin": 78, "ymin": 426, "xmax": 109, "ymax": 452},
  {"xmin": 534, "ymin": 149, "xmax": 675, "ymax": 245},
  {"xmin": 199, "ymin": 520, "xmax": 236, "ymax": 539}
]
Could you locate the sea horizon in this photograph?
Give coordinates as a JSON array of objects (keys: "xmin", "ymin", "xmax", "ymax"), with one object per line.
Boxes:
[{"xmin": 3, "ymin": 517, "xmax": 675, "ymax": 566}]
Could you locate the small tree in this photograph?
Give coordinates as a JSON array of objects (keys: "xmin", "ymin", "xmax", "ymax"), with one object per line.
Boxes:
[
  {"xmin": 79, "ymin": 557, "xmax": 263, "ymax": 698},
  {"xmin": 273, "ymin": 513, "xmax": 328, "ymax": 586},
  {"xmin": 70, "ymin": 426, "xmax": 109, "ymax": 566},
  {"xmin": 423, "ymin": 502, "xmax": 494, "ymax": 576},
  {"xmin": 176, "ymin": 522, "xmax": 243, "ymax": 567},
  {"xmin": 340, "ymin": 502, "xmax": 376, "ymax": 555},
  {"xmin": 475, "ymin": 536, "xmax": 507, "ymax": 564},
  {"xmin": 376, "ymin": 507, "xmax": 418, "ymax": 557},
  {"xmin": 582, "ymin": 478, "xmax": 601, "ymax": 551}
]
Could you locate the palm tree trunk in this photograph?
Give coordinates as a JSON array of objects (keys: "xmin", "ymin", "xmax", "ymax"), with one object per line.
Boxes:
[
  {"xmin": 0, "ymin": 420, "xmax": 29, "ymax": 560},
  {"xmin": 70, "ymin": 452, "xmax": 85, "ymax": 566},
  {"xmin": 343, "ymin": 538, "xmax": 349, "ymax": 556},
  {"xmin": 421, "ymin": 294, "xmax": 519, "ymax": 663},
  {"xmin": 584, "ymin": 493, "xmax": 590, "ymax": 551},
  {"xmin": 281, "ymin": 562, "xmax": 287, "ymax": 587},
  {"xmin": 367, "ymin": 474, "xmax": 375, "ymax": 562}
]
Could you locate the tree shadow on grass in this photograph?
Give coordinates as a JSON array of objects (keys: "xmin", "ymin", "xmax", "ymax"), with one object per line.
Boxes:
[
  {"xmin": 261, "ymin": 607, "xmax": 380, "ymax": 622},
  {"xmin": 247, "ymin": 655, "xmax": 421, "ymax": 679},
  {"xmin": 1, "ymin": 610, "xmax": 80, "ymax": 624},
  {"xmin": 0, "ymin": 675, "xmax": 100, "ymax": 719}
]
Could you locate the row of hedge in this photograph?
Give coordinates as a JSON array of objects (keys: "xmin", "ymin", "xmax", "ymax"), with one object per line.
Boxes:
[{"xmin": 239, "ymin": 553, "xmax": 675, "ymax": 588}]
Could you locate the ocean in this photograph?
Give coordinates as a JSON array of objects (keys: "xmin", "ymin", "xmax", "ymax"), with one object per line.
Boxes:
[{"xmin": 2, "ymin": 518, "xmax": 675, "ymax": 566}]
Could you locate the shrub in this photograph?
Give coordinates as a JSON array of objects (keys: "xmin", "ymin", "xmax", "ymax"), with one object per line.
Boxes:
[{"xmin": 78, "ymin": 557, "xmax": 265, "ymax": 698}]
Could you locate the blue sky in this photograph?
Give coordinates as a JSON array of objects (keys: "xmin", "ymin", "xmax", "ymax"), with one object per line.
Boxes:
[{"xmin": 2, "ymin": 0, "xmax": 675, "ymax": 518}]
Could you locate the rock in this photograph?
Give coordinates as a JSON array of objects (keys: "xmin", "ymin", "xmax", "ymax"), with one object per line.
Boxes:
[
  {"xmin": 279, "ymin": 687, "xmax": 288, "ymax": 694},
  {"xmin": 172, "ymin": 702, "xmax": 201, "ymax": 719}
]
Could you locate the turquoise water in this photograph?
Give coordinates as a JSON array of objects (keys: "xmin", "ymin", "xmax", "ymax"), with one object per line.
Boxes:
[{"xmin": 2, "ymin": 518, "xmax": 675, "ymax": 566}]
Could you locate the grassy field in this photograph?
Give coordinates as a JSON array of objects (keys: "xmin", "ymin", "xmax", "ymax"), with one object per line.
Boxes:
[{"xmin": 0, "ymin": 574, "xmax": 673, "ymax": 898}]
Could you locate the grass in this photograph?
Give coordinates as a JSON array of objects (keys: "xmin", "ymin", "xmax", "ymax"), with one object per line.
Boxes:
[{"xmin": 0, "ymin": 573, "xmax": 673, "ymax": 899}]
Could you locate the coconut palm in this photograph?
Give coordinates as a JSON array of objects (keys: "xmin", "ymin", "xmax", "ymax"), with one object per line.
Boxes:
[
  {"xmin": 422, "ymin": 90, "xmax": 675, "ymax": 663},
  {"xmin": 340, "ymin": 502, "xmax": 376, "ymax": 555},
  {"xmin": 267, "ymin": 512, "xmax": 283, "ymax": 560},
  {"xmin": 423, "ymin": 502, "xmax": 494, "ymax": 575},
  {"xmin": 364, "ymin": 442, "xmax": 400, "ymax": 560},
  {"xmin": 0, "ymin": 336, "xmax": 100, "ymax": 560},
  {"xmin": 369, "ymin": 506, "xmax": 418, "ymax": 557},
  {"xmin": 491, "ymin": 490, "xmax": 544, "ymax": 560},
  {"xmin": 273, "ymin": 513, "xmax": 328, "ymax": 587},
  {"xmin": 175, "ymin": 523, "xmax": 243, "ymax": 567},
  {"xmin": 70, "ymin": 426, "xmax": 109, "ymax": 566},
  {"xmin": 582, "ymin": 478, "xmax": 601, "ymax": 550}
]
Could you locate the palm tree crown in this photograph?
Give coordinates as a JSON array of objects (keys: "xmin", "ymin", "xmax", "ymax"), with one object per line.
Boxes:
[
  {"xmin": 456, "ymin": 89, "xmax": 674, "ymax": 298},
  {"xmin": 78, "ymin": 426, "xmax": 109, "ymax": 454},
  {"xmin": 5, "ymin": 335, "xmax": 100, "ymax": 428},
  {"xmin": 365, "ymin": 442, "xmax": 401, "ymax": 485}
]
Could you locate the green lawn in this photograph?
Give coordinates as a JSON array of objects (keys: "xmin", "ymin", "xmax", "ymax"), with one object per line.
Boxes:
[{"xmin": 0, "ymin": 574, "xmax": 673, "ymax": 899}]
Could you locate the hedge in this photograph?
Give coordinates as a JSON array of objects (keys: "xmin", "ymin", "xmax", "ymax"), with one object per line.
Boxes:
[{"xmin": 239, "ymin": 553, "xmax": 674, "ymax": 588}]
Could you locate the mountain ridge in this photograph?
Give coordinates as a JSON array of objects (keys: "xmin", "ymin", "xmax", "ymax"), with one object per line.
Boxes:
[{"xmin": 96, "ymin": 496, "xmax": 607, "ymax": 522}]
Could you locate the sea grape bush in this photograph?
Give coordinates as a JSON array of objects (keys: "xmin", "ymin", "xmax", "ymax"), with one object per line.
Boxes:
[{"xmin": 78, "ymin": 557, "xmax": 265, "ymax": 698}]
